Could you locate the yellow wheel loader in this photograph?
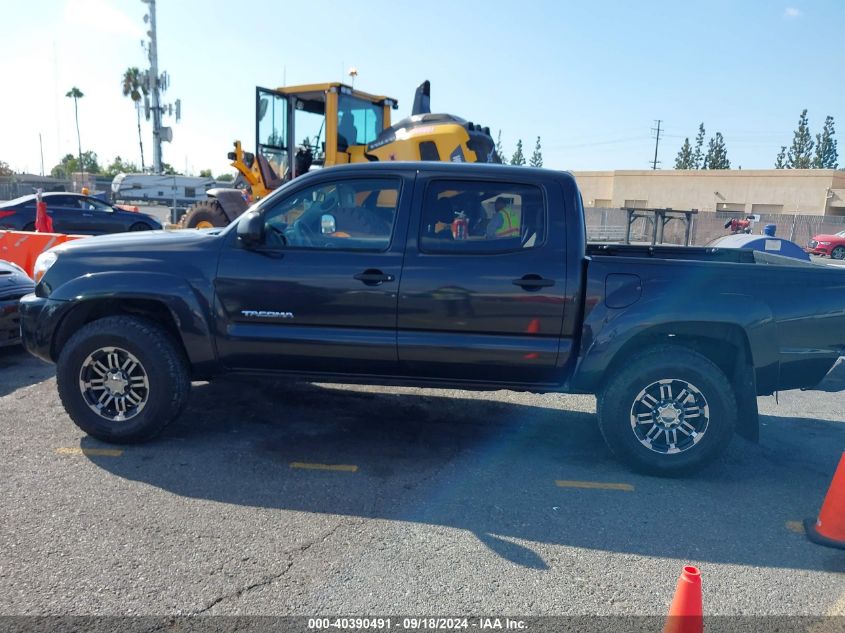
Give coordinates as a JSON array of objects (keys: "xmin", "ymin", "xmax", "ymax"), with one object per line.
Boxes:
[{"xmin": 181, "ymin": 81, "xmax": 500, "ymax": 228}]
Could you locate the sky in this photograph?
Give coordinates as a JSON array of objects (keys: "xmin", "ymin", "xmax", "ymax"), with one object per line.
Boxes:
[{"xmin": 1, "ymin": 0, "xmax": 842, "ymax": 177}]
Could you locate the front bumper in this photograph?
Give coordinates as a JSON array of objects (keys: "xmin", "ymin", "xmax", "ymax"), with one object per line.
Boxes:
[
  {"xmin": 805, "ymin": 247, "xmax": 830, "ymax": 256},
  {"xmin": 19, "ymin": 293, "xmax": 67, "ymax": 362}
]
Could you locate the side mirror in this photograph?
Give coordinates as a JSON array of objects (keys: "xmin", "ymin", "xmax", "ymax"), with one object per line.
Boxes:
[
  {"xmin": 237, "ymin": 210, "xmax": 265, "ymax": 247},
  {"xmin": 321, "ymin": 213, "xmax": 337, "ymax": 235}
]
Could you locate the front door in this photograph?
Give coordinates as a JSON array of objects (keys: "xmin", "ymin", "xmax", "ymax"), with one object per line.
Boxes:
[
  {"xmin": 397, "ymin": 176, "xmax": 569, "ymax": 384},
  {"xmin": 214, "ymin": 172, "xmax": 414, "ymax": 375},
  {"xmin": 76, "ymin": 197, "xmax": 126, "ymax": 233}
]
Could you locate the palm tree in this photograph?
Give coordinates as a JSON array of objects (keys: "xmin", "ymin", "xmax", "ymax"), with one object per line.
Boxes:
[
  {"xmin": 65, "ymin": 86, "xmax": 84, "ymax": 175},
  {"xmin": 121, "ymin": 67, "xmax": 148, "ymax": 171}
]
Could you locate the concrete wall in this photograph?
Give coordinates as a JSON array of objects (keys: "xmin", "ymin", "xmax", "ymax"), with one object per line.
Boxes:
[{"xmin": 573, "ymin": 169, "xmax": 845, "ymax": 216}]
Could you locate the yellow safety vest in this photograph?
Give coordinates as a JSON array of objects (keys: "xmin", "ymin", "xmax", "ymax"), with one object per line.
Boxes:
[{"xmin": 495, "ymin": 207, "xmax": 520, "ymax": 237}]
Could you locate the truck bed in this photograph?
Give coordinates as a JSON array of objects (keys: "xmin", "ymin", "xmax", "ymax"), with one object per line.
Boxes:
[{"xmin": 586, "ymin": 242, "xmax": 821, "ymax": 266}]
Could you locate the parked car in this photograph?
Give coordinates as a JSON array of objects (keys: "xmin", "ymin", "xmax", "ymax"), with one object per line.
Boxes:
[
  {"xmin": 19, "ymin": 163, "xmax": 845, "ymax": 476},
  {"xmin": 0, "ymin": 259, "xmax": 35, "ymax": 347},
  {"xmin": 0, "ymin": 192, "xmax": 162, "ymax": 234},
  {"xmin": 807, "ymin": 229, "xmax": 845, "ymax": 259}
]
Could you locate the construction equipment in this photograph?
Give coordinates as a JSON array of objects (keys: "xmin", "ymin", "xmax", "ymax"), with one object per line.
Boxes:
[{"xmin": 181, "ymin": 80, "xmax": 500, "ymax": 228}]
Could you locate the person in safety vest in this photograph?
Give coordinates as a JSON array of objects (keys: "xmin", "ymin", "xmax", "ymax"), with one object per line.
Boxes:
[{"xmin": 486, "ymin": 197, "xmax": 520, "ymax": 238}]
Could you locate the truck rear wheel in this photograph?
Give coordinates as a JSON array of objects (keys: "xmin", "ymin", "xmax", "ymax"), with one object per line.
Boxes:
[
  {"xmin": 56, "ymin": 316, "xmax": 191, "ymax": 444},
  {"xmin": 182, "ymin": 200, "xmax": 228, "ymax": 229},
  {"xmin": 597, "ymin": 345, "xmax": 736, "ymax": 476}
]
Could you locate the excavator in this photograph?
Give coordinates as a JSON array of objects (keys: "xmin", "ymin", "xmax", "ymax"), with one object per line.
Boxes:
[{"xmin": 181, "ymin": 80, "xmax": 500, "ymax": 228}]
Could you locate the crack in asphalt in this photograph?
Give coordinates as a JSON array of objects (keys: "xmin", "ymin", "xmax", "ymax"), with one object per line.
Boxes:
[{"xmin": 191, "ymin": 519, "xmax": 358, "ymax": 615}]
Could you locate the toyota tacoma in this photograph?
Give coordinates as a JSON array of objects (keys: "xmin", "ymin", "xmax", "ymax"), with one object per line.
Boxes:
[{"xmin": 19, "ymin": 163, "xmax": 845, "ymax": 475}]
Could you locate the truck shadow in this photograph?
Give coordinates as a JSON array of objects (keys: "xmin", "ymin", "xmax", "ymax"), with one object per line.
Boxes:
[
  {"xmin": 0, "ymin": 345, "xmax": 55, "ymax": 398},
  {"xmin": 82, "ymin": 378, "xmax": 845, "ymax": 573}
]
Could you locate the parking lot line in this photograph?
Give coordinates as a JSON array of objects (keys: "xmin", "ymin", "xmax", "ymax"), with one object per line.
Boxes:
[
  {"xmin": 785, "ymin": 520, "xmax": 805, "ymax": 534},
  {"xmin": 555, "ymin": 479, "xmax": 634, "ymax": 491},
  {"xmin": 55, "ymin": 447, "xmax": 124, "ymax": 457},
  {"xmin": 289, "ymin": 462, "xmax": 358, "ymax": 473},
  {"xmin": 829, "ymin": 591, "xmax": 845, "ymax": 617}
]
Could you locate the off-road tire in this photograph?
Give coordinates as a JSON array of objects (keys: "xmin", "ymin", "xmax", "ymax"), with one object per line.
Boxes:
[
  {"xmin": 56, "ymin": 316, "xmax": 190, "ymax": 443},
  {"xmin": 182, "ymin": 200, "xmax": 228, "ymax": 229},
  {"xmin": 597, "ymin": 345, "xmax": 736, "ymax": 476}
]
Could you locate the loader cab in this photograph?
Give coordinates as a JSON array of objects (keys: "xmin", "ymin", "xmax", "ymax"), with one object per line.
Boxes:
[{"xmin": 255, "ymin": 83, "xmax": 398, "ymax": 186}]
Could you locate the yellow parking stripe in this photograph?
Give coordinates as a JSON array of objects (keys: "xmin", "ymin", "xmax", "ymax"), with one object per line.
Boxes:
[
  {"xmin": 828, "ymin": 591, "xmax": 845, "ymax": 617},
  {"xmin": 289, "ymin": 462, "xmax": 358, "ymax": 473},
  {"xmin": 555, "ymin": 479, "xmax": 634, "ymax": 492},
  {"xmin": 56, "ymin": 447, "xmax": 124, "ymax": 457}
]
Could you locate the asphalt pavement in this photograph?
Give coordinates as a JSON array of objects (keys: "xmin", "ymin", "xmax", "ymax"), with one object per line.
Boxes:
[{"xmin": 0, "ymin": 345, "xmax": 843, "ymax": 618}]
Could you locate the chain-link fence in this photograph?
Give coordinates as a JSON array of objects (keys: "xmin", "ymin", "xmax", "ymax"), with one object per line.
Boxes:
[{"xmin": 585, "ymin": 207, "xmax": 845, "ymax": 247}]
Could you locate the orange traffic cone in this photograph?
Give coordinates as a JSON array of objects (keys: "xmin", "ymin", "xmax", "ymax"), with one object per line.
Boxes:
[
  {"xmin": 663, "ymin": 566, "xmax": 703, "ymax": 633},
  {"xmin": 804, "ymin": 451, "xmax": 845, "ymax": 550}
]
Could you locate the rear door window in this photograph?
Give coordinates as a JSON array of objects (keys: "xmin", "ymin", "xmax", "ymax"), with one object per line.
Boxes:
[{"xmin": 419, "ymin": 180, "xmax": 546, "ymax": 254}]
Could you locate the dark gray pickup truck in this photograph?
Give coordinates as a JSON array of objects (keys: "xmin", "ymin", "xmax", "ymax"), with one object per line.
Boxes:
[{"xmin": 20, "ymin": 163, "xmax": 845, "ymax": 475}]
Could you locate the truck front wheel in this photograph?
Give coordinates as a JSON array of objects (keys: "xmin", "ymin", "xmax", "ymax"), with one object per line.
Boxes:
[
  {"xmin": 56, "ymin": 316, "xmax": 191, "ymax": 443},
  {"xmin": 597, "ymin": 345, "xmax": 736, "ymax": 476}
]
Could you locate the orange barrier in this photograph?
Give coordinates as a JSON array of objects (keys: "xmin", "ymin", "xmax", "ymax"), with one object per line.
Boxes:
[
  {"xmin": 804, "ymin": 451, "xmax": 845, "ymax": 550},
  {"xmin": 663, "ymin": 566, "xmax": 703, "ymax": 633},
  {"xmin": 0, "ymin": 230, "xmax": 87, "ymax": 278}
]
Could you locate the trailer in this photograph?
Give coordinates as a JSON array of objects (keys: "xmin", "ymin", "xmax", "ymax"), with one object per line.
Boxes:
[{"xmin": 111, "ymin": 173, "xmax": 219, "ymax": 207}]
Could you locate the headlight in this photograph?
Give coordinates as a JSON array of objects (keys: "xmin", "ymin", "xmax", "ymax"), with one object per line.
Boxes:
[
  {"xmin": 33, "ymin": 251, "xmax": 58, "ymax": 283},
  {"xmin": 818, "ymin": 241, "xmax": 831, "ymax": 246}
]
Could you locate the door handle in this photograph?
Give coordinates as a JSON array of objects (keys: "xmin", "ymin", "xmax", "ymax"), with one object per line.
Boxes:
[
  {"xmin": 354, "ymin": 269, "xmax": 395, "ymax": 285},
  {"xmin": 512, "ymin": 274, "xmax": 555, "ymax": 290}
]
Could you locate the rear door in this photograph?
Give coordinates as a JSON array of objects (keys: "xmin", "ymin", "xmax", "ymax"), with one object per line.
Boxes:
[
  {"xmin": 214, "ymin": 170, "xmax": 414, "ymax": 374},
  {"xmin": 397, "ymin": 175, "xmax": 569, "ymax": 384}
]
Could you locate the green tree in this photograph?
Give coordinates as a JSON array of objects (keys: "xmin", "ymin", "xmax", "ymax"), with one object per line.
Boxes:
[
  {"xmin": 65, "ymin": 86, "xmax": 84, "ymax": 172},
  {"xmin": 51, "ymin": 154, "xmax": 76, "ymax": 179},
  {"xmin": 529, "ymin": 136, "xmax": 543, "ymax": 168},
  {"xmin": 703, "ymin": 132, "xmax": 730, "ymax": 169},
  {"xmin": 674, "ymin": 138, "xmax": 694, "ymax": 169},
  {"xmin": 510, "ymin": 139, "xmax": 526, "ymax": 166},
  {"xmin": 495, "ymin": 130, "xmax": 507, "ymax": 164},
  {"xmin": 692, "ymin": 123, "xmax": 706, "ymax": 169},
  {"xmin": 104, "ymin": 156, "xmax": 139, "ymax": 177},
  {"xmin": 50, "ymin": 151, "xmax": 100, "ymax": 178},
  {"xmin": 199, "ymin": 169, "xmax": 213, "ymax": 177},
  {"xmin": 0, "ymin": 161, "xmax": 12, "ymax": 176},
  {"xmin": 786, "ymin": 109, "xmax": 814, "ymax": 169},
  {"xmin": 774, "ymin": 146, "xmax": 787, "ymax": 169},
  {"xmin": 813, "ymin": 115, "xmax": 838, "ymax": 169},
  {"xmin": 122, "ymin": 67, "xmax": 148, "ymax": 171},
  {"xmin": 78, "ymin": 151, "xmax": 100, "ymax": 174},
  {"xmin": 216, "ymin": 173, "xmax": 235, "ymax": 182},
  {"xmin": 160, "ymin": 162, "xmax": 179, "ymax": 175}
]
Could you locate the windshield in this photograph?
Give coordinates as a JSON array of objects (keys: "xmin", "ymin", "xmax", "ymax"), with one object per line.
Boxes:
[{"xmin": 337, "ymin": 94, "xmax": 383, "ymax": 147}]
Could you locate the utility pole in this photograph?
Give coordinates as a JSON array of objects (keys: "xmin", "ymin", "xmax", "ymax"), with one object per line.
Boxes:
[
  {"xmin": 143, "ymin": 0, "xmax": 163, "ymax": 173},
  {"xmin": 651, "ymin": 119, "xmax": 662, "ymax": 170},
  {"xmin": 141, "ymin": 0, "xmax": 180, "ymax": 175}
]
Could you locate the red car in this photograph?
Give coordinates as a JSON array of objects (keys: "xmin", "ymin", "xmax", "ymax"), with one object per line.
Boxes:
[{"xmin": 807, "ymin": 229, "xmax": 845, "ymax": 259}]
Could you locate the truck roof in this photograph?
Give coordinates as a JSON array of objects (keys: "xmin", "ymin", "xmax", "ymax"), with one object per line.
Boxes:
[{"xmin": 323, "ymin": 161, "xmax": 576, "ymax": 183}]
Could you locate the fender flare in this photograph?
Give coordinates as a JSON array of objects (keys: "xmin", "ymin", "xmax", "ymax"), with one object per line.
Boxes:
[{"xmin": 49, "ymin": 271, "xmax": 218, "ymax": 374}]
